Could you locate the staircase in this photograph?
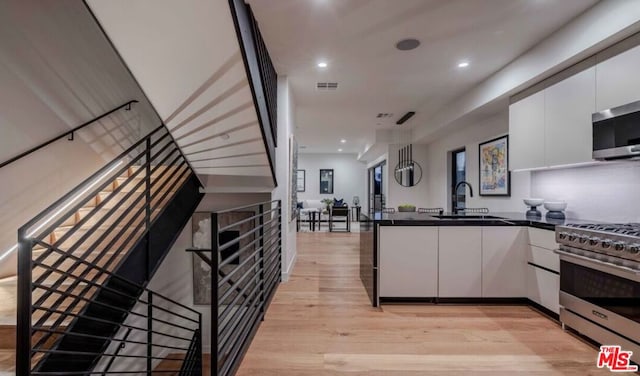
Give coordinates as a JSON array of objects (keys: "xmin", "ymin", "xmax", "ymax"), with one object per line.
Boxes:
[{"xmin": 12, "ymin": 125, "xmax": 204, "ymax": 375}]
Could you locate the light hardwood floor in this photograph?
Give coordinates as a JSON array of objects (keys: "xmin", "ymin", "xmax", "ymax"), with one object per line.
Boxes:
[{"xmin": 236, "ymin": 232, "xmax": 613, "ymax": 375}]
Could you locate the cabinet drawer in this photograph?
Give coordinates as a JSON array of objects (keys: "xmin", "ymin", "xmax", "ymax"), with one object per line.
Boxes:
[
  {"xmin": 526, "ymin": 264, "xmax": 559, "ymax": 314},
  {"xmin": 528, "ymin": 227, "xmax": 557, "ymax": 250},
  {"xmin": 526, "ymin": 245, "xmax": 559, "ymax": 273}
]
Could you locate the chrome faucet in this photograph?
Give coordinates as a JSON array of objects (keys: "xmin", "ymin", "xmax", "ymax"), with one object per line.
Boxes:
[{"xmin": 453, "ymin": 181, "xmax": 473, "ymax": 214}]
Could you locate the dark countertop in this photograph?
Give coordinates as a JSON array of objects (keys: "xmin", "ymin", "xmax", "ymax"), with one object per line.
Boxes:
[{"xmin": 363, "ymin": 211, "xmax": 602, "ymax": 231}]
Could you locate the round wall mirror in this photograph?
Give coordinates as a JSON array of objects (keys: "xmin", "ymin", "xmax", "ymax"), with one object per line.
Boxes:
[{"xmin": 394, "ymin": 161, "xmax": 422, "ymax": 187}]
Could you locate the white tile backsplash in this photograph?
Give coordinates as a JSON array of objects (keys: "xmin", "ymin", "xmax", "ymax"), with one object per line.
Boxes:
[{"xmin": 531, "ymin": 161, "xmax": 640, "ymax": 222}]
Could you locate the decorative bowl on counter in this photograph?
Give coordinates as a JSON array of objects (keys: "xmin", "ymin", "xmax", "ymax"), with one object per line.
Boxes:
[
  {"xmin": 544, "ymin": 201, "xmax": 567, "ymax": 220},
  {"xmin": 523, "ymin": 198, "xmax": 544, "ymax": 218},
  {"xmin": 523, "ymin": 198, "xmax": 544, "ymax": 207},
  {"xmin": 398, "ymin": 204, "xmax": 416, "ymax": 212},
  {"xmin": 543, "ymin": 201, "xmax": 567, "ymax": 211}
]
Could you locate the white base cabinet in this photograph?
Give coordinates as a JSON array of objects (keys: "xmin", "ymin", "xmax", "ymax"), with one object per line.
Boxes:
[
  {"xmin": 379, "ymin": 226, "xmax": 438, "ymax": 297},
  {"xmin": 438, "ymin": 227, "xmax": 482, "ymax": 297},
  {"xmin": 482, "ymin": 227, "xmax": 527, "ymax": 297},
  {"xmin": 526, "ymin": 227, "xmax": 560, "ymax": 314},
  {"xmin": 526, "ymin": 264, "xmax": 560, "ymax": 314}
]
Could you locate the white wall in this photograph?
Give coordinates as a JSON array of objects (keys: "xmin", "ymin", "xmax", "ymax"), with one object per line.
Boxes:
[
  {"xmin": 424, "ymin": 112, "xmax": 531, "ymax": 212},
  {"xmin": 298, "ymin": 153, "xmax": 366, "ymax": 207},
  {"xmin": 273, "ymin": 76, "xmax": 297, "ymax": 280},
  {"xmin": 0, "ymin": 1, "xmax": 161, "ymax": 278},
  {"xmin": 531, "ymin": 162, "xmax": 640, "ymax": 223}
]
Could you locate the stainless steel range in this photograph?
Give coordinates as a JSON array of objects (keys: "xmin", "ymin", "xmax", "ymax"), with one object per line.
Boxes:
[{"xmin": 555, "ymin": 223, "xmax": 640, "ymax": 364}]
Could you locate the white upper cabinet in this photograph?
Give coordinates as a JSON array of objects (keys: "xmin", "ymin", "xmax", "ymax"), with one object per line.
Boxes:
[
  {"xmin": 545, "ymin": 67, "xmax": 596, "ymax": 166},
  {"xmin": 596, "ymin": 44, "xmax": 640, "ymax": 112},
  {"xmin": 509, "ymin": 91, "xmax": 545, "ymax": 170}
]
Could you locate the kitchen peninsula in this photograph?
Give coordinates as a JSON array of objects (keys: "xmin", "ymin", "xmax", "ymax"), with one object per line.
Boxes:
[{"xmin": 359, "ymin": 212, "xmax": 594, "ymax": 318}]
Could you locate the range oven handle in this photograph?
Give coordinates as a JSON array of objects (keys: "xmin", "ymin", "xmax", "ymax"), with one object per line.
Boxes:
[{"xmin": 554, "ymin": 248, "xmax": 640, "ymax": 280}]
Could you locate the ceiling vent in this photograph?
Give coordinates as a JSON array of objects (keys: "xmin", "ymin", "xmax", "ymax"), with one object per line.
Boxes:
[
  {"xmin": 376, "ymin": 113, "xmax": 393, "ymax": 118},
  {"xmin": 316, "ymin": 82, "xmax": 338, "ymax": 90}
]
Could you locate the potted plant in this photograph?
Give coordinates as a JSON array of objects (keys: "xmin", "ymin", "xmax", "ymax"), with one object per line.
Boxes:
[
  {"xmin": 321, "ymin": 198, "xmax": 334, "ymax": 212},
  {"xmin": 398, "ymin": 204, "xmax": 416, "ymax": 212}
]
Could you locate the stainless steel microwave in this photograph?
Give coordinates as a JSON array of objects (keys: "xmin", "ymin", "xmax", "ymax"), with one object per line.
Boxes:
[{"xmin": 593, "ymin": 100, "xmax": 640, "ymax": 160}]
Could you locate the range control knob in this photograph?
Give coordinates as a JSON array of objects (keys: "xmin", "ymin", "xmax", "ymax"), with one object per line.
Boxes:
[
  {"xmin": 613, "ymin": 242, "xmax": 626, "ymax": 251},
  {"xmin": 602, "ymin": 239, "xmax": 612, "ymax": 249},
  {"xmin": 589, "ymin": 237, "xmax": 601, "ymax": 246},
  {"xmin": 628, "ymin": 244, "xmax": 640, "ymax": 254},
  {"xmin": 579, "ymin": 235, "xmax": 589, "ymax": 244},
  {"xmin": 568, "ymin": 234, "xmax": 578, "ymax": 242},
  {"xmin": 558, "ymin": 232, "xmax": 569, "ymax": 240}
]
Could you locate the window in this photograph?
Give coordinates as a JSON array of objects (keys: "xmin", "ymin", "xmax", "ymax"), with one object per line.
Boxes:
[{"xmin": 451, "ymin": 148, "xmax": 466, "ymax": 211}]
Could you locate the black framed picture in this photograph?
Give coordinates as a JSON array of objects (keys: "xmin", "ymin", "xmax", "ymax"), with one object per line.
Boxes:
[
  {"xmin": 319, "ymin": 169, "xmax": 334, "ymax": 194},
  {"xmin": 296, "ymin": 169, "xmax": 305, "ymax": 192},
  {"xmin": 478, "ymin": 135, "xmax": 510, "ymax": 196}
]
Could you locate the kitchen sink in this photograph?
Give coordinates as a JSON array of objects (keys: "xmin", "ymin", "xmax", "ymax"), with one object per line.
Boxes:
[{"xmin": 432, "ymin": 215, "xmax": 505, "ymax": 220}]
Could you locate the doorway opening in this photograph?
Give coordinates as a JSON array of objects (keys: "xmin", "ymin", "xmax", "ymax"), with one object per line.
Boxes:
[{"xmin": 367, "ymin": 161, "xmax": 386, "ymax": 214}]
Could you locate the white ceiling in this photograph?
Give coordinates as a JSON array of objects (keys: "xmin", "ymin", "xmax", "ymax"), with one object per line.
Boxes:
[
  {"xmin": 247, "ymin": 0, "xmax": 599, "ymax": 154},
  {"xmin": 88, "ymin": 0, "xmax": 273, "ymax": 181}
]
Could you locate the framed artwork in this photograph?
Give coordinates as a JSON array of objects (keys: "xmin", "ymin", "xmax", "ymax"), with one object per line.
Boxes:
[
  {"xmin": 296, "ymin": 169, "xmax": 305, "ymax": 192},
  {"xmin": 478, "ymin": 135, "xmax": 510, "ymax": 196},
  {"xmin": 320, "ymin": 169, "xmax": 334, "ymax": 194}
]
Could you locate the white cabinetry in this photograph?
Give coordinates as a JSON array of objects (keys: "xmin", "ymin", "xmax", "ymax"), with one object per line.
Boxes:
[
  {"xmin": 379, "ymin": 226, "xmax": 438, "ymax": 297},
  {"xmin": 481, "ymin": 227, "xmax": 527, "ymax": 297},
  {"xmin": 526, "ymin": 265, "xmax": 560, "ymax": 314},
  {"xmin": 438, "ymin": 227, "xmax": 482, "ymax": 297},
  {"xmin": 545, "ymin": 67, "xmax": 595, "ymax": 166},
  {"xmin": 525, "ymin": 228, "xmax": 560, "ymax": 314},
  {"xmin": 509, "ymin": 68, "xmax": 596, "ymax": 170},
  {"xmin": 596, "ymin": 44, "xmax": 640, "ymax": 111},
  {"xmin": 509, "ymin": 91, "xmax": 545, "ymax": 170}
]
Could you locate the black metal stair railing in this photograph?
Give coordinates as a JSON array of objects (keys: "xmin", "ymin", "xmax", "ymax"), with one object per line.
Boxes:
[
  {"xmin": 229, "ymin": 0, "xmax": 278, "ymax": 185},
  {"xmin": 28, "ymin": 245, "xmax": 202, "ymax": 375},
  {"xmin": 187, "ymin": 200, "xmax": 282, "ymax": 376},
  {"xmin": 16, "ymin": 124, "xmax": 203, "ymax": 375}
]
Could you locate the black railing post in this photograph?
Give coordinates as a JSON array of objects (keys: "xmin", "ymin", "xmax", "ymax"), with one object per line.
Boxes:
[
  {"xmin": 16, "ymin": 228, "xmax": 32, "ymax": 376},
  {"xmin": 211, "ymin": 212, "xmax": 219, "ymax": 376},
  {"xmin": 145, "ymin": 137, "xmax": 152, "ymax": 280},
  {"xmin": 258, "ymin": 204, "xmax": 265, "ymax": 319},
  {"xmin": 147, "ymin": 291, "xmax": 153, "ymax": 375},
  {"xmin": 197, "ymin": 312, "xmax": 203, "ymax": 376}
]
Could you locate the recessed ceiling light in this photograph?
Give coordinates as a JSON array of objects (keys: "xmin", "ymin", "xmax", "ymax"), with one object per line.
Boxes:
[
  {"xmin": 396, "ymin": 38, "xmax": 420, "ymax": 51},
  {"xmin": 317, "ymin": 61, "xmax": 328, "ymax": 68},
  {"xmin": 338, "ymin": 148, "xmax": 342, "ymax": 152},
  {"xmin": 340, "ymin": 139, "xmax": 346, "ymax": 143},
  {"xmin": 457, "ymin": 61, "xmax": 470, "ymax": 68}
]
